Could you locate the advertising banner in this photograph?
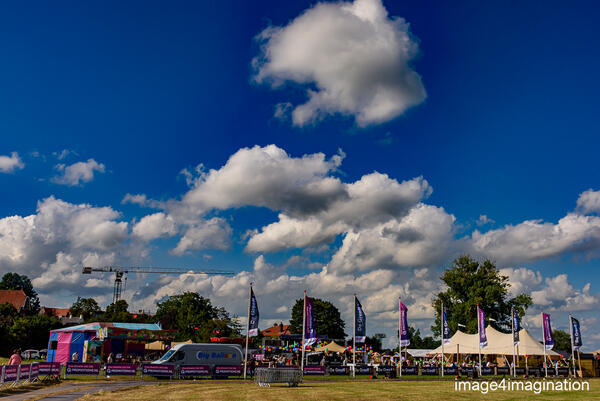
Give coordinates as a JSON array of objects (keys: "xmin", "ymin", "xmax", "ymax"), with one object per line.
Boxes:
[
  {"xmin": 512, "ymin": 309, "xmax": 521, "ymax": 346},
  {"xmin": 304, "ymin": 296, "xmax": 317, "ymax": 347},
  {"xmin": 497, "ymin": 367, "xmax": 510, "ymax": 375},
  {"xmin": 442, "ymin": 307, "xmax": 451, "ymax": 345},
  {"xmin": 38, "ymin": 362, "xmax": 61, "ymax": 375},
  {"xmin": 477, "ymin": 306, "xmax": 487, "ymax": 348},
  {"xmin": 515, "ymin": 367, "xmax": 526, "ymax": 375},
  {"xmin": 214, "ymin": 365, "xmax": 242, "ymax": 376},
  {"xmin": 303, "ymin": 366, "xmax": 326, "ymax": 375},
  {"xmin": 444, "ymin": 367, "xmax": 457, "ymax": 375},
  {"xmin": 30, "ymin": 363, "xmax": 39, "ymax": 379},
  {"xmin": 3, "ymin": 366, "xmax": 19, "ymax": 382},
  {"xmin": 399, "ymin": 302, "xmax": 410, "ymax": 347},
  {"xmin": 421, "ymin": 366, "xmax": 438, "ymax": 375},
  {"xmin": 328, "ymin": 366, "xmax": 347, "ymax": 375},
  {"xmin": 354, "ymin": 365, "xmax": 371, "ymax": 375},
  {"xmin": 401, "ymin": 366, "xmax": 417, "ymax": 375},
  {"xmin": 106, "ymin": 364, "xmax": 137, "ymax": 376},
  {"xmin": 377, "ymin": 365, "xmax": 395, "ymax": 374},
  {"xmin": 542, "ymin": 313, "xmax": 554, "ymax": 350},
  {"xmin": 65, "ymin": 363, "xmax": 101, "ymax": 375},
  {"xmin": 571, "ymin": 317, "xmax": 582, "ymax": 350},
  {"xmin": 355, "ymin": 297, "xmax": 366, "ymax": 343},
  {"xmin": 248, "ymin": 288, "xmax": 260, "ymax": 337},
  {"xmin": 18, "ymin": 364, "xmax": 31, "ymax": 380},
  {"xmin": 141, "ymin": 364, "xmax": 174, "ymax": 377},
  {"xmin": 481, "ymin": 367, "xmax": 493, "ymax": 375},
  {"xmin": 179, "ymin": 365, "xmax": 211, "ymax": 376}
]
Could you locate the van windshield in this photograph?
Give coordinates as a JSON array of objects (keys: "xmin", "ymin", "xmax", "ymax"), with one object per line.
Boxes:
[{"xmin": 159, "ymin": 349, "xmax": 176, "ymax": 361}]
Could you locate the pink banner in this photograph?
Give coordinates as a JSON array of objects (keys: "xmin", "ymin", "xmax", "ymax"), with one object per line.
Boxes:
[{"xmin": 55, "ymin": 331, "xmax": 73, "ymax": 364}]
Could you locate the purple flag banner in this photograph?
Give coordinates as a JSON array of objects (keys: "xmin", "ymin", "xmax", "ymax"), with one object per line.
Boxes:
[
  {"xmin": 303, "ymin": 366, "xmax": 326, "ymax": 375},
  {"xmin": 305, "ymin": 296, "xmax": 317, "ymax": 347},
  {"xmin": 442, "ymin": 307, "xmax": 451, "ymax": 345},
  {"xmin": 477, "ymin": 306, "xmax": 487, "ymax": 348},
  {"xmin": 542, "ymin": 313, "xmax": 554, "ymax": 350},
  {"xmin": 399, "ymin": 302, "xmax": 410, "ymax": 347},
  {"xmin": 512, "ymin": 309, "xmax": 521, "ymax": 346},
  {"xmin": 355, "ymin": 297, "xmax": 366, "ymax": 343},
  {"xmin": 248, "ymin": 287, "xmax": 259, "ymax": 337}
]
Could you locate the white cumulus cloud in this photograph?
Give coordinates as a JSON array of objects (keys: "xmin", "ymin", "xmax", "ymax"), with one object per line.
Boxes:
[
  {"xmin": 53, "ymin": 159, "xmax": 106, "ymax": 186},
  {"xmin": 0, "ymin": 152, "xmax": 25, "ymax": 173},
  {"xmin": 132, "ymin": 213, "xmax": 178, "ymax": 241},
  {"xmin": 253, "ymin": 0, "xmax": 426, "ymax": 127},
  {"xmin": 577, "ymin": 189, "xmax": 600, "ymax": 215}
]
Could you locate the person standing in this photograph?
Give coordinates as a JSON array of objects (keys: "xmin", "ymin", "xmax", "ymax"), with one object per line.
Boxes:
[{"xmin": 8, "ymin": 349, "xmax": 22, "ymax": 365}]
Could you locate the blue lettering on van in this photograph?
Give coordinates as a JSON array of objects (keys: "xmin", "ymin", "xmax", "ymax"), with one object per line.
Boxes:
[{"xmin": 196, "ymin": 352, "xmax": 210, "ymax": 360}]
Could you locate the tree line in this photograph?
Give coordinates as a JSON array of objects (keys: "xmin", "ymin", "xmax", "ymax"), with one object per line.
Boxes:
[{"xmin": 0, "ymin": 254, "xmax": 575, "ymax": 357}]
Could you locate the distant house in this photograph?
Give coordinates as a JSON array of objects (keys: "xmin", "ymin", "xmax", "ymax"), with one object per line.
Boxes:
[
  {"xmin": 0, "ymin": 289, "xmax": 30, "ymax": 312},
  {"xmin": 40, "ymin": 306, "xmax": 83, "ymax": 325},
  {"xmin": 261, "ymin": 322, "xmax": 291, "ymax": 337}
]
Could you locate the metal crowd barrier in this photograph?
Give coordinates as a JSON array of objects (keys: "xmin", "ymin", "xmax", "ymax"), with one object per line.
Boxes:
[
  {"xmin": 0, "ymin": 363, "xmax": 40, "ymax": 389},
  {"xmin": 254, "ymin": 367, "xmax": 302, "ymax": 387}
]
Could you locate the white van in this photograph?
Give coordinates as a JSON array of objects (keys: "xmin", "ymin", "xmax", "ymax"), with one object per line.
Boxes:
[{"xmin": 153, "ymin": 343, "xmax": 243, "ymax": 369}]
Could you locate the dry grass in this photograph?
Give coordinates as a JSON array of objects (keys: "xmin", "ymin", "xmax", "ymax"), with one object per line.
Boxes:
[{"xmin": 80, "ymin": 379, "xmax": 600, "ymax": 401}]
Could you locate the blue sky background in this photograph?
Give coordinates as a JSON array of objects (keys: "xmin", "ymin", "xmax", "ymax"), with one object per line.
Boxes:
[{"xmin": 1, "ymin": 0, "xmax": 599, "ymax": 349}]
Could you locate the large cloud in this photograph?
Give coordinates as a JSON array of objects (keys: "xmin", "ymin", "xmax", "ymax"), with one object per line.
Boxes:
[
  {"xmin": 470, "ymin": 214, "xmax": 600, "ymax": 266},
  {"xmin": 0, "ymin": 196, "xmax": 133, "ymax": 299},
  {"xmin": 577, "ymin": 189, "xmax": 600, "ymax": 214},
  {"xmin": 253, "ymin": 0, "xmax": 426, "ymax": 126}
]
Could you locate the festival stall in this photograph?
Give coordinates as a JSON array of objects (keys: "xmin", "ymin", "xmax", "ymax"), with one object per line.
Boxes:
[
  {"xmin": 47, "ymin": 322, "xmax": 176, "ymax": 364},
  {"xmin": 314, "ymin": 341, "xmax": 346, "ymax": 353}
]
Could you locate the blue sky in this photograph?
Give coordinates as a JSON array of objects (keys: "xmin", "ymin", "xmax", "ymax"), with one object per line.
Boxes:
[{"xmin": 1, "ymin": 0, "xmax": 600, "ymax": 350}]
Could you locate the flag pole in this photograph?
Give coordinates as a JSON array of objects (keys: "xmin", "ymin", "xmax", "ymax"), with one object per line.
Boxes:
[
  {"xmin": 477, "ymin": 305, "xmax": 482, "ymax": 377},
  {"xmin": 569, "ymin": 313, "xmax": 575, "ymax": 378},
  {"xmin": 511, "ymin": 307, "xmax": 516, "ymax": 377},
  {"xmin": 441, "ymin": 301, "xmax": 444, "ymax": 378},
  {"xmin": 398, "ymin": 296, "xmax": 402, "ymax": 378},
  {"xmin": 542, "ymin": 311, "xmax": 547, "ymax": 378},
  {"xmin": 243, "ymin": 282, "xmax": 252, "ymax": 380},
  {"xmin": 353, "ymin": 293, "xmax": 356, "ymax": 379},
  {"xmin": 301, "ymin": 290, "xmax": 307, "ymax": 372}
]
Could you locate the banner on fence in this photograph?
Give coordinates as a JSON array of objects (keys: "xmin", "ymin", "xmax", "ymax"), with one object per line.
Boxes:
[
  {"xmin": 214, "ymin": 365, "xmax": 242, "ymax": 376},
  {"xmin": 303, "ymin": 366, "xmax": 326, "ymax": 375},
  {"xmin": 401, "ymin": 366, "xmax": 417, "ymax": 375},
  {"xmin": 18, "ymin": 364, "xmax": 31, "ymax": 380},
  {"xmin": 328, "ymin": 366, "xmax": 347, "ymax": 375},
  {"xmin": 106, "ymin": 364, "xmax": 137, "ymax": 376},
  {"xmin": 354, "ymin": 365, "xmax": 371, "ymax": 375},
  {"xmin": 444, "ymin": 367, "xmax": 458, "ymax": 375},
  {"xmin": 421, "ymin": 366, "xmax": 438, "ymax": 375},
  {"xmin": 179, "ymin": 365, "xmax": 211, "ymax": 376},
  {"xmin": 3, "ymin": 365, "xmax": 19, "ymax": 382},
  {"xmin": 497, "ymin": 367, "xmax": 510, "ymax": 375},
  {"xmin": 481, "ymin": 367, "xmax": 493, "ymax": 375},
  {"xmin": 30, "ymin": 363, "xmax": 39, "ymax": 379},
  {"xmin": 38, "ymin": 362, "xmax": 61, "ymax": 375},
  {"xmin": 66, "ymin": 363, "xmax": 101, "ymax": 375},
  {"xmin": 142, "ymin": 364, "xmax": 174, "ymax": 377}
]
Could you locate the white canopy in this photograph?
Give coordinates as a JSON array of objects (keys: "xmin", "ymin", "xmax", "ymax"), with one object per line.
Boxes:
[{"xmin": 431, "ymin": 326, "xmax": 559, "ymax": 356}]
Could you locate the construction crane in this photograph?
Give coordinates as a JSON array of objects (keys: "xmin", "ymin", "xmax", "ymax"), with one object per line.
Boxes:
[{"xmin": 82, "ymin": 266, "xmax": 235, "ymax": 304}]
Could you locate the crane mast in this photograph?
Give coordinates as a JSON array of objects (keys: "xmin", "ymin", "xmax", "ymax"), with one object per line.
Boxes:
[{"xmin": 82, "ymin": 266, "xmax": 234, "ymax": 304}]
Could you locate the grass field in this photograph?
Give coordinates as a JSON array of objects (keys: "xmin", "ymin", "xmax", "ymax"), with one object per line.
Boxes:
[{"xmin": 80, "ymin": 379, "xmax": 600, "ymax": 401}]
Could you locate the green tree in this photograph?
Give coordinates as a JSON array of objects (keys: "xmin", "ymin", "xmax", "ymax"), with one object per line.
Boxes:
[
  {"xmin": 0, "ymin": 273, "xmax": 40, "ymax": 313},
  {"xmin": 155, "ymin": 292, "xmax": 241, "ymax": 342},
  {"xmin": 101, "ymin": 300, "xmax": 131, "ymax": 322},
  {"xmin": 70, "ymin": 297, "xmax": 101, "ymax": 321},
  {"xmin": 405, "ymin": 326, "xmax": 441, "ymax": 349},
  {"xmin": 431, "ymin": 255, "xmax": 532, "ymax": 337},
  {"xmin": 552, "ymin": 329, "xmax": 572, "ymax": 352},
  {"xmin": 289, "ymin": 298, "xmax": 346, "ymax": 339},
  {"xmin": 0, "ymin": 303, "xmax": 19, "ymax": 356},
  {"xmin": 10, "ymin": 315, "xmax": 63, "ymax": 350}
]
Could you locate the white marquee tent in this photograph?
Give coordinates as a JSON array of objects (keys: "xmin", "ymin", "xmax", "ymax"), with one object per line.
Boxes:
[{"xmin": 431, "ymin": 326, "xmax": 560, "ymax": 356}]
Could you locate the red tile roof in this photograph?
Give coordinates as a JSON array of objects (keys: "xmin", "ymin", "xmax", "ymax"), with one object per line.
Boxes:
[
  {"xmin": 40, "ymin": 307, "xmax": 71, "ymax": 317},
  {"xmin": 261, "ymin": 323, "xmax": 291, "ymax": 337},
  {"xmin": 0, "ymin": 289, "xmax": 28, "ymax": 309}
]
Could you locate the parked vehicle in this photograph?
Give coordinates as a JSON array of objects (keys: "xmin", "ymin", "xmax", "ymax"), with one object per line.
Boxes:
[
  {"xmin": 21, "ymin": 349, "xmax": 40, "ymax": 359},
  {"xmin": 153, "ymin": 343, "xmax": 243, "ymax": 368}
]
